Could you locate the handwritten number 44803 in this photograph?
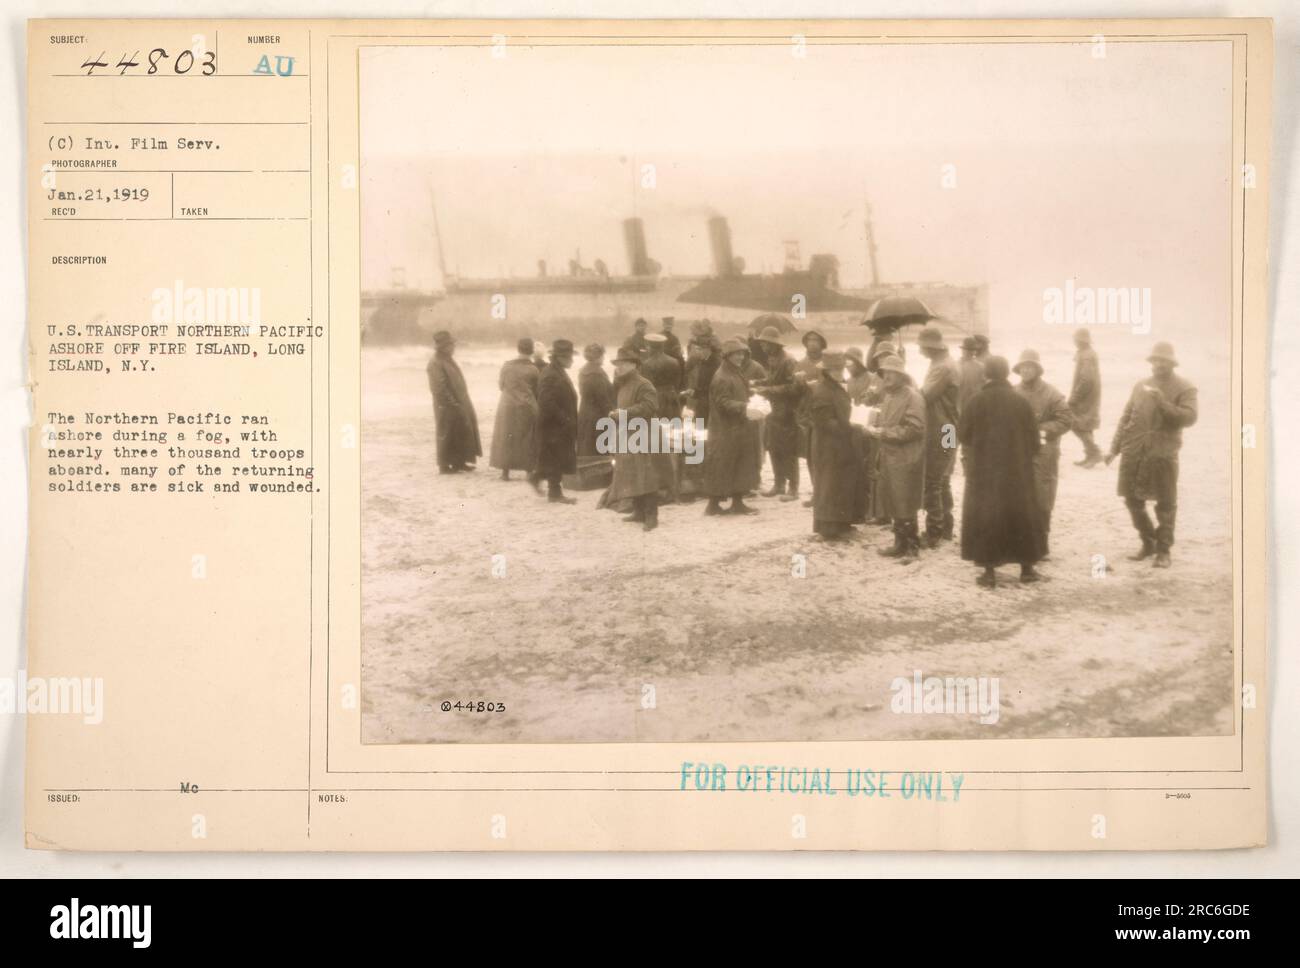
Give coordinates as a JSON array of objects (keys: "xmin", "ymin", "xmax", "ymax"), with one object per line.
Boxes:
[{"xmin": 80, "ymin": 49, "xmax": 217, "ymax": 76}]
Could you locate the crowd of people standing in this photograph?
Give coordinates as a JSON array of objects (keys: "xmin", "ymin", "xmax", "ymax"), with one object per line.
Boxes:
[{"xmin": 425, "ymin": 314, "xmax": 1198, "ymax": 587}]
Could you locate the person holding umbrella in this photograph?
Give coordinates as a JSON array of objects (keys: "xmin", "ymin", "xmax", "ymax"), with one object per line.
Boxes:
[{"xmin": 864, "ymin": 354, "xmax": 927, "ymax": 563}]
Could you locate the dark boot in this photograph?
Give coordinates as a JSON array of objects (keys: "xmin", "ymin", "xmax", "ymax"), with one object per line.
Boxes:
[
  {"xmin": 1126, "ymin": 500, "xmax": 1157, "ymax": 559},
  {"xmin": 977, "ymin": 567, "xmax": 997, "ymax": 588},
  {"xmin": 1128, "ymin": 538, "xmax": 1156, "ymax": 561},
  {"xmin": 898, "ymin": 520, "xmax": 919, "ymax": 564},
  {"xmin": 878, "ymin": 522, "xmax": 906, "ymax": 558},
  {"xmin": 499, "ymin": 469, "xmax": 510, "ymax": 481},
  {"xmin": 1020, "ymin": 563, "xmax": 1041, "ymax": 583},
  {"xmin": 547, "ymin": 482, "xmax": 577, "ymax": 505},
  {"xmin": 1153, "ymin": 550, "xmax": 1171, "ymax": 568},
  {"xmin": 642, "ymin": 495, "xmax": 659, "ymax": 532},
  {"xmin": 622, "ymin": 499, "xmax": 646, "ymax": 523},
  {"xmin": 762, "ymin": 481, "xmax": 785, "ymax": 498},
  {"xmin": 730, "ymin": 495, "xmax": 758, "ymax": 515},
  {"xmin": 527, "ymin": 472, "xmax": 542, "ymax": 494},
  {"xmin": 704, "ymin": 497, "xmax": 725, "ymax": 516}
]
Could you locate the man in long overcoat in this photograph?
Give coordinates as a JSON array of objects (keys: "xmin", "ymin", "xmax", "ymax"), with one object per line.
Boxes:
[
  {"xmin": 752, "ymin": 326, "xmax": 802, "ymax": 500},
  {"xmin": 703, "ymin": 338, "xmax": 761, "ymax": 515},
  {"xmin": 683, "ymin": 320, "xmax": 722, "ymax": 426},
  {"xmin": 577, "ymin": 343, "xmax": 614, "ymax": 459},
  {"xmin": 1014, "ymin": 348, "xmax": 1074, "ymax": 556},
  {"xmin": 1105, "ymin": 341, "xmax": 1198, "ymax": 568},
  {"xmin": 533, "ymin": 339, "xmax": 579, "ymax": 504},
  {"xmin": 641, "ymin": 333, "xmax": 683, "ymax": 419},
  {"xmin": 606, "ymin": 346, "xmax": 662, "ymax": 531},
  {"xmin": 808, "ymin": 351, "xmax": 866, "ymax": 540},
  {"xmin": 794, "ymin": 329, "xmax": 827, "ymax": 504},
  {"xmin": 958, "ymin": 355, "xmax": 1045, "ymax": 587},
  {"xmin": 865, "ymin": 354, "xmax": 926, "ymax": 563},
  {"xmin": 918, "ymin": 325, "xmax": 961, "ymax": 546},
  {"xmin": 489, "ymin": 337, "xmax": 540, "ymax": 480},
  {"xmin": 1069, "ymin": 327, "xmax": 1103, "ymax": 467},
  {"xmin": 426, "ymin": 330, "xmax": 481, "ymax": 474}
]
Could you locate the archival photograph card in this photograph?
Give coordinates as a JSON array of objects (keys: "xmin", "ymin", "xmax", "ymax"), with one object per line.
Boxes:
[{"xmin": 24, "ymin": 17, "xmax": 1271, "ymax": 850}]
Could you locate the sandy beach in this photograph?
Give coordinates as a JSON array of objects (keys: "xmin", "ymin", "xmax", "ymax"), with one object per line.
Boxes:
[{"xmin": 360, "ymin": 330, "xmax": 1233, "ymax": 745}]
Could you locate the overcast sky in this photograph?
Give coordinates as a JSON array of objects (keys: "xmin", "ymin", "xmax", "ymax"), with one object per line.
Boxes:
[{"xmin": 361, "ymin": 40, "xmax": 1232, "ymax": 337}]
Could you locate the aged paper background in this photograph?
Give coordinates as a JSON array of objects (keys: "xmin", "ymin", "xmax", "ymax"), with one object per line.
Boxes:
[{"xmin": 5, "ymin": 4, "xmax": 1290, "ymax": 866}]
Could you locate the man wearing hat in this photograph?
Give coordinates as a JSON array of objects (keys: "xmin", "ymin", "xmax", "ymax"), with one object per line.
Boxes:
[
  {"xmin": 641, "ymin": 332, "xmax": 683, "ymax": 420},
  {"xmin": 917, "ymin": 325, "xmax": 961, "ymax": 547},
  {"xmin": 426, "ymin": 330, "xmax": 482, "ymax": 474},
  {"xmin": 1106, "ymin": 342, "xmax": 1198, "ymax": 568},
  {"xmin": 1014, "ymin": 349, "xmax": 1074, "ymax": 555},
  {"xmin": 845, "ymin": 347, "xmax": 872, "ymax": 404},
  {"xmin": 808, "ymin": 351, "xmax": 866, "ymax": 540},
  {"xmin": 958, "ymin": 356, "xmax": 1045, "ymax": 587},
  {"xmin": 628, "ymin": 318, "xmax": 650, "ymax": 360},
  {"xmin": 864, "ymin": 354, "xmax": 927, "ymax": 562},
  {"xmin": 489, "ymin": 337, "xmax": 541, "ymax": 482},
  {"xmin": 607, "ymin": 346, "xmax": 663, "ymax": 531},
  {"xmin": 660, "ymin": 316, "xmax": 685, "ymax": 370},
  {"xmin": 703, "ymin": 338, "xmax": 762, "ymax": 515},
  {"xmin": 533, "ymin": 339, "xmax": 580, "ymax": 504},
  {"xmin": 683, "ymin": 320, "xmax": 722, "ymax": 426},
  {"xmin": 577, "ymin": 343, "xmax": 615, "ymax": 460},
  {"xmin": 795, "ymin": 329, "xmax": 828, "ymax": 505},
  {"xmin": 752, "ymin": 325, "xmax": 802, "ymax": 500},
  {"xmin": 1069, "ymin": 328, "xmax": 1103, "ymax": 467}
]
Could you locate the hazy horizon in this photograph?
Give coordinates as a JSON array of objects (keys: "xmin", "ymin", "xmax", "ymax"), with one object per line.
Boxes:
[{"xmin": 361, "ymin": 40, "xmax": 1232, "ymax": 338}]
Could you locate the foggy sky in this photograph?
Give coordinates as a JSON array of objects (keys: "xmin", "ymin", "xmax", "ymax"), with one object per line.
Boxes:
[{"xmin": 360, "ymin": 40, "xmax": 1232, "ymax": 337}]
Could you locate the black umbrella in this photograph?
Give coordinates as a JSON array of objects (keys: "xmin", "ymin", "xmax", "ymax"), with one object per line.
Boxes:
[
  {"xmin": 747, "ymin": 312, "xmax": 797, "ymax": 336},
  {"xmin": 861, "ymin": 294, "xmax": 938, "ymax": 334}
]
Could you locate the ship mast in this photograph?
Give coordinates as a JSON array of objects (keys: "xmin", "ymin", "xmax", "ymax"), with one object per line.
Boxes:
[
  {"xmin": 429, "ymin": 186, "xmax": 449, "ymax": 285},
  {"xmin": 864, "ymin": 196, "xmax": 881, "ymax": 288}
]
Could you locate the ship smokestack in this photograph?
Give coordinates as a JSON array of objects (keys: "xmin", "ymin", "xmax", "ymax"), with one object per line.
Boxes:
[
  {"xmin": 708, "ymin": 216, "xmax": 736, "ymax": 278},
  {"xmin": 623, "ymin": 217, "xmax": 651, "ymax": 276}
]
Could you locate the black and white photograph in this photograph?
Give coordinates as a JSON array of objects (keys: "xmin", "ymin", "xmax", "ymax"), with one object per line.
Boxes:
[{"xmin": 359, "ymin": 39, "xmax": 1234, "ymax": 745}]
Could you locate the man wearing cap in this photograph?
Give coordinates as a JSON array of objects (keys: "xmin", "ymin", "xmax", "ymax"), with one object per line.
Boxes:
[
  {"xmin": 752, "ymin": 326, "xmax": 802, "ymax": 500},
  {"xmin": 683, "ymin": 320, "xmax": 722, "ymax": 426},
  {"xmin": 959, "ymin": 356, "xmax": 1045, "ymax": 587},
  {"xmin": 957, "ymin": 336, "xmax": 987, "ymax": 414},
  {"xmin": 917, "ymin": 325, "xmax": 961, "ymax": 547},
  {"xmin": 703, "ymin": 338, "xmax": 761, "ymax": 515},
  {"xmin": 426, "ymin": 331, "xmax": 482, "ymax": 474},
  {"xmin": 808, "ymin": 352, "xmax": 866, "ymax": 540},
  {"xmin": 607, "ymin": 346, "xmax": 662, "ymax": 531},
  {"xmin": 641, "ymin": 333, "xmax": 683, "ymax": 420},
  {"xmin": 1069, "ymin": 328, "xmax": 1103, "ymax": 467},
  {"xmin": 1014, "ymin": 349, "xmax": 1074, "ymax": 556},
  {"xmin": 489, "ymin": 337, "xmax": 541, "ymax": 482},
  {"xmin": 533, "ymin": 339, "xmax": 580, "ymax": 504},
  {"xmin": 661, "ymin": 317, "xmax": 685, "ymax": 370},
  {"xmin": 628, "ymin": 318, "xmax": 650, "ymax": 361},
  {"xmin": 864, "ymin": 354, "xmax": 927, "ymax": 562},
  {"xmin": 795, "ymin": 329, "xmax": 828, "ymax": 505},
  {"xmin": 1106, "ymin": 342, "xmax": 1198, "ymax": 568},
  {"xmin": 956, "ymin": 335, "xmax": 988, "ymax": 476}
]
